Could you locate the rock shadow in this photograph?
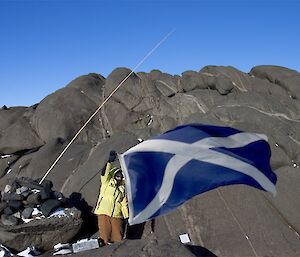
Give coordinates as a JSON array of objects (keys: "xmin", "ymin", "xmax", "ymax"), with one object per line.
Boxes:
[
  {"xmin": 185, "ymin": 244, "xmax": 218, "ymax": 257},
  {"xmin": 126, "ymin": 222, "xmax": 146, "ymax": 239},
  {"xmin": 68, "ymin": 192, "xmax": 97, "ymax": 238},
  {"xmin": 126, "ymin": 219, "xmax": 156, "ymax": 239}
]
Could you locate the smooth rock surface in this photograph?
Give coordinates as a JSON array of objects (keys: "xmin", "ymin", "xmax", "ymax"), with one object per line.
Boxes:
[
  {"xmin": 0, "ymin": 65, "xmax": 299, "ymax": 256},
  {"xmin": 0, "ymin": 207, "xmax": 82, "ymax": 251}
]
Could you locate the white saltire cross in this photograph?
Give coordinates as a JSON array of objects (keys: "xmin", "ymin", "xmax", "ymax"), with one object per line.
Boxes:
[{"xmin": 120, "ymin": 132, "xmax": 276, "ymax": 225}]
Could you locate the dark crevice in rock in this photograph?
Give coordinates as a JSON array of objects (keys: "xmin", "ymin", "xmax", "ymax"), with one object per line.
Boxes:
[
  {"xmin": 10, "ymin": 146, "xmax": 42, "ymax": 158},
  {"xmin": 167, "ymin": 92, "xmax": 176, "ymax": 98},
  {"xmin": 262, "ymin": 195, "xmax": 300, "ymax": 239}
]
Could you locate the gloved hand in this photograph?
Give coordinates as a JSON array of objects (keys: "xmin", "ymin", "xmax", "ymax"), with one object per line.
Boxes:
[
  {"xmin": 100, "ymin": 166, "xmax": 106, "ymax": 176},
  {"xmin": 108, "ymin": 150, "xmax": 117, "ymax": 162}
]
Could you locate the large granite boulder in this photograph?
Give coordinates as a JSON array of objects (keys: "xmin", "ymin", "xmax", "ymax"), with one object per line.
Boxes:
[
  {"xmin": 250, "ymin": 65, "xmax": 300, "ymax": 99},
  {"xmin": 0, "ymin": 139, "xmax": 92, "ymax": 192},
  {"xmin": 0, "ymin": 106, "xmax": 43, "ymax": 154},
  {"xmin": 31, "ymin": 74, "xmax": 105, "ymax": 144},
  {"xmin": 0, "ymin": 65, "xmax": 300, "ymax": 256},
  {"xmin": 0, "ymin": 207, "xmax": 82, "ymax": 251},
  {"xmin": 66, "ymin": 73, "xmax": 105, "ymax": 104},
  {"xmin": 64, "ymin": 235, "xmax": 202, "ymax": 257}
]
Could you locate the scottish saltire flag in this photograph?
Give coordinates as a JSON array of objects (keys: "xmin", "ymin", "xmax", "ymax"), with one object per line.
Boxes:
[{"xmin": 119, "ymin": 124, "xmax": 277, "ymax": 225}]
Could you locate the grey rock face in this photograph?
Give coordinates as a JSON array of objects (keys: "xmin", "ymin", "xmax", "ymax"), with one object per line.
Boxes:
[
  {"xmin": 22, "ymin": 207, "xmax": 33, "ymax": 219},
  {"xmin": 0, "ymin": 65, "xmax": 299, "ymax": 256},
  {"xmin": 0, "ymin": 115, "xmax": 43, "ymax": 154},
  {"xmin": 32, "ymin": 87, "xmax": 102, "ymax": 144},
  {"xmin": 250, "ymin": 65, "xmax": 300, "ymax": 99},
  {"xmin": 0, "ymin": 107, "xmax": 27, "ymax": 134},
  {"xmin": 0, "ymin": 157, "xmax": 12, "ymax": 178},
  {"xmin": 66, "ymin": 235, "xmax": 198, "ymax": 257},
  {"xmin": 0, "ymin": 207, "xmax": 82, "ymax": 251},
  {"xmin": 1, "ymin": 214, "xmax": 18, "ymax": 226},
  {"xmin": 66, "ymin": 73, "xmax": 105, "ymax": 104}
]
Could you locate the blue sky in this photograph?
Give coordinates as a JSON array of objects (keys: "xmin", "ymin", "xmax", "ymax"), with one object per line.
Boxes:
[{"xmin": 0, "ymin": 0, "xmax": 299, "ymax": 107}]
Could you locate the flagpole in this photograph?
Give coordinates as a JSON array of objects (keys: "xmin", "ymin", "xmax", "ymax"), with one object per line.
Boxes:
[{"xmin": 39, "ymin": 29, "xmax": 176, "ymax": 184}]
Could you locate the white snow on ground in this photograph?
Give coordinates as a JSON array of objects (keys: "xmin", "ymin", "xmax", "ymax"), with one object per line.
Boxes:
[
  {"xmin": 17, "ymin": 246, "xmax": 40, "ymax": 256},
  {"xmin": 49, "ymin": 208, "xmax": 68, "ymax": 218},
  {"xmin": 22, "ymin": 208, "xmax": 70, "ymax": 223},
  {"xmin": 1, "ymin": 155, "xmax": 12, "ymax": 159}
]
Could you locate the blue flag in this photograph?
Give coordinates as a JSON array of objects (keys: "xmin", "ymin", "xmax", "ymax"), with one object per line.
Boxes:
[{"xmin": 119, "ymin": 124, "xmax": 277, "ymax": 225}]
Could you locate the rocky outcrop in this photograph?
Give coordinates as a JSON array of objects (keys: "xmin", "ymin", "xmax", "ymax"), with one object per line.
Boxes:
[
  {"xmin": 0, "ymin": 176, "xmax": 82, "ymax": 251},
  {"xmin": 0, "ymin": 65, "xmax": 300, "ymax": 256},
  {"xmin": 0, "ymin": 106, "xmax": 43, "ymax": 154},
  {"xmin": 250, "ymin": 65, "xmax": 300, "ymax": 99},
  {"xmin": 0, "ymin": 207, "xmax": 82, "ymax": 251},
  {"xmin": 64, "ymin": 235, "xmax": 201, "ymax": 257}
]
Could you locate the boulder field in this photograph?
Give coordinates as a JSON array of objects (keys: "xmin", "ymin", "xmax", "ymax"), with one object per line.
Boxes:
[{"xmin": 0, "ymin": 65, "xmax": 300, "ymax": 256}]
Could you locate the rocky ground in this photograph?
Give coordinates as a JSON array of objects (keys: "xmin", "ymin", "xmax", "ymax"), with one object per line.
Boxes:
[{"xmin": 0, "ymin": 65, "xmax": 300, "ymax": 256}]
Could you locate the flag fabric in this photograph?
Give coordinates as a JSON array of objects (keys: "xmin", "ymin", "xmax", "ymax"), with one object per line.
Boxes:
[{"xmin": 119, "ymin": 124, "xmax": 277, "ymax": 225}]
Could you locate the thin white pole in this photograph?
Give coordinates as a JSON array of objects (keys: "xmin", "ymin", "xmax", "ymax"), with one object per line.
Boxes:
[{"xmin": 39, "ymin": 29, "xmax": 176, "ymax": 184}]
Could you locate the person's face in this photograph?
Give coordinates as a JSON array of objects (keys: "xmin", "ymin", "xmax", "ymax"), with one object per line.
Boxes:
[
  {"xmin": 115, "ymin": 172, "xmax": 124, "ymax": 182},
  {"xmin": 115, "ymin": 175, "xmax": 123, "ymax": 181}
]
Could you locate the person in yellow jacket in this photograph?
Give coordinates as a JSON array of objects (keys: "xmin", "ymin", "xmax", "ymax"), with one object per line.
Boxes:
[{"xmin": 94, "ymin": 150, "xmax": 129, "ymax": 244}]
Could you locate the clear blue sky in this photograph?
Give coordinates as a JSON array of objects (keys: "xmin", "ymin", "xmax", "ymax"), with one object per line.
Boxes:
[{"xmin": 1, "ymin": 0, "xmax": 299, "ymax": 107}]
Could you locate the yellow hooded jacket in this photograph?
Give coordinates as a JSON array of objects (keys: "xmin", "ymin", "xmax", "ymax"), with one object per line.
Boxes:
[{"xmin": 94, "ymin": 162, "xmax": 129, "ymax": 219}]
